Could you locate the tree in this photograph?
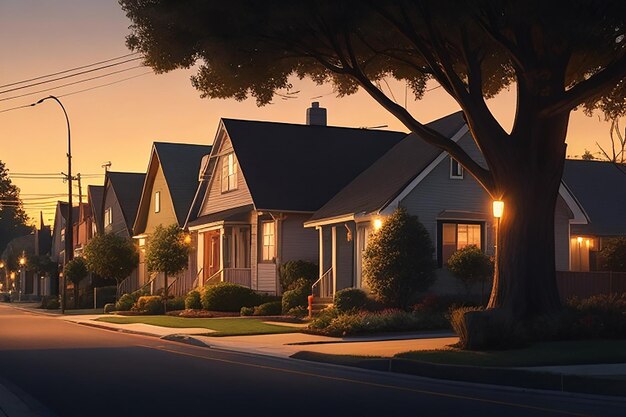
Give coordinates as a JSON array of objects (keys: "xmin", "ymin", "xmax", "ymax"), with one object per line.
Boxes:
[
  {"xmin": 600, "ymin": 237, "xmax": 626, "ymax": 272},
  {"xmin": 447, "ymin": 245, "xmax": 494, "ymax": 303},
  {"xmin": 0, "ymin": 161, "xmax": 32, "ymax": 254},
  {"xmin": 145, "ymin": 224, "xmax": 190, "ymax": 311},
  {"xmin": 83, "ymin": 233, "xmax": 138, "ymax": 287},
  {"xmin": 581, "ymin": 150, "xmax": 596, "ymax": 161},
  {"xmin": 63, "ymin": 257, "xmax": 88, "ymax": 309},
  {"xmin": 120, "ymin": 1, "xmax": 626, "ymax": 326},
  {"xmin": 363, "ymin": 208, "xmax": 435, "ymax": 308}
]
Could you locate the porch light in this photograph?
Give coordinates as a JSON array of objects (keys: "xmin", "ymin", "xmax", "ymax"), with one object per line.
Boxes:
[
  {"xmin": 10, "ymin": 272, "xmax": 15, "ymax": 280},
  {"xmin": 577, "ymin": 236, "xmax": 583, "ymax": 244},
  {"xmin": 492, "ymin": 200, "xmax": 504, "ymax": 218},
  {"xmin": 19, "ymin": 257, "xmax": 26, "ymax": 266},
  {"xmin": 0, "ymin": 262, "xmax": 4, "ymax": 268},
  {"xmin": 183, "ymin": 234, "xmax": 192, "ymax": 245},
  {"xmin": 585, "ymin": 239, "xmax": 591, "ymax": 248},
  {"xmin": 139, "ymin": 238, "xmax": 146, "ymax": 246},
  {"xmin": 373, "ymin": 218, "xmax": 383, "ymax": 231}
]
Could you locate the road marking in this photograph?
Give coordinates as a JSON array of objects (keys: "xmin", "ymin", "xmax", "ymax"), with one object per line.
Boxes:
[{"xmin": 137, "ymin": 344, "xmax": 598, "ymax": 417}]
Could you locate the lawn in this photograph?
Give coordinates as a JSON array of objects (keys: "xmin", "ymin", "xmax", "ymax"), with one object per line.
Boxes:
[
  {"xmin": 396, "ymin": 339, "xmax": 626, "ymax": 367},
  {"xmin": 96, "ymin": 316, "xmax": 298, "ymax": 337}
]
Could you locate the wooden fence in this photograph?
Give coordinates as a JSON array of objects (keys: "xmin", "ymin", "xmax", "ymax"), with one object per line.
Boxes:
[{"xmin": 556, "ymin": 271, "xmax": 626, "ymax": 300}]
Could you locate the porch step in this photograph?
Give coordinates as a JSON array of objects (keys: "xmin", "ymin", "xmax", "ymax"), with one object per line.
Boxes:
[
  {"xmin": 315, "ymin": 297, "xmax": 333, "ymax": 304},
  {"xmin": 309, "ymin": 296, "xmax": 334, "ymax": 317}
]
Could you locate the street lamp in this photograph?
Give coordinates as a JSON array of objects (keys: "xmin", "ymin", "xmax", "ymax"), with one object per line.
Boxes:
[
  {"xmin": 492, "ymin": 200, "xmax": 504, "ymax": 296},
  {"xmin": 32, "ymin": 95, "xmax": 72, "ymax": 314},
  {"xmin": 17, "ymin": 254, "xmax": 26, "ymax": 302}
]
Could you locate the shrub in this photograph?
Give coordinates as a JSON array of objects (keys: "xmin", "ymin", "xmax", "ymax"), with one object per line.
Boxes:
[
  {"xmin": 46, "ymin": 298, "xmax": 60, "ymax": 310},
  {"xmin": 201, "ymin": 283, "xmax": 260, "ymax": 312},
  {"xmin": 286, "ymin": 306, "xmax": 309, "ymax": 318},
  {"xmin": 167, "ymin": 296, "xmax": 185, "ymax": 311},
  {"xmin": 307, "ymin": 308, "xmax": 448, "ymax": 337},
  {"xmin": 185, "ymin": 290, "xmax": 202, "ymax": 310},
  {"xmin": 600, "ymin": 237, "xmax": 626, "ymax": 272},
  {"xmin": 240, "ymin": 306, "xmax": 254, "ymax": 316},
  {"xmin": 134, "ymin": 296, "xmax": 164, "ymax": 314},
  {"xmin": 115, "ymin": 293, "xmax": 136, "ymax": 311},
  {"xmin": 279, "ymin": 260, "xmax": 318, "ymax": 291},
  {"xmin": 103, "ymin": 303, "xmax": 116, "ymax": 314},
  {"xmin": 282, "ymin": 279, "xmax": 310, "ymax": 314},
  {"xmin": 254, "ymin": 301, "xmax": 282, "ymax": 316},
  {"xmin": 334, "ymin": 288, "xmax": 369, "ymax": 313},
  {"xmin": 364, "ymin": 208, "xmax": 436, "ymax": 309},
  {"xmin": 449, "ymin": 306, "xmax": 527, "ymax": 350},
  {"xmin": 446, "ymin": 245, "xmax": 493, "ymax": 301}
]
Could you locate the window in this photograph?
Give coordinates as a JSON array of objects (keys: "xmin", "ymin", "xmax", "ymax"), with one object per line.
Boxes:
[
  {"xmin": 261, "ymin": 221, "xmax": 275, "ymax": 261},
  {"xmin": 450, "ymin": 157, "xmax": 463, "ymax": 179},
  {"xmin": 154, "ymin": 191, "xmax": 161, "ymax": 213},
  {"xmin": 104, "ymin": 207, "xmax": 113, "ymax": 227},
  {"xmin": 440, "ymin": 222, "xmax": 482, "ymax": 266},
  {"xmin": 221, "ymin": 153, "xmax": 238, "ymax": 192},
  {"xmin": 61, "ymin": 229, "xmax": 65, "ymax": 242}
]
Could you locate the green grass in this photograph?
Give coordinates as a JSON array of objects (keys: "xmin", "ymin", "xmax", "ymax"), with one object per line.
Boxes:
[
  {"xmin": 96, "ymin": 316, "xmax": 298, "ymax": 337},
  {"xmin": 396, "ymin": 339, "xmax": 626, "ymax": 367}
]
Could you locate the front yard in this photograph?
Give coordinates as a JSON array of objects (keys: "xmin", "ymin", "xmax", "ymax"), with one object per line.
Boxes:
[{"xmin": 96, "ymin": 316, "xmax": 300, "ymax": 337}]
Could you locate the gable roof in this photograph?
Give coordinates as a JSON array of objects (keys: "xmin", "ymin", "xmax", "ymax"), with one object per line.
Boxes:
[
  {"xmin": 563, "ymin": 160, "xmax": 626, "ymax": 236},
  {"xmin": 87, "ymin": 185, "xmax": 104, "ymax": 230},
  {"xmin": 106, "ymin": 172, "xmax": 146, "ymax": 232},
  {"xmin": 219, "ymin": 118, "xmax": 407, "ymax": 212},
  {"xmin": 135, "ymin": 142, "xmax": 212, "ymax": 233},
  {"xmin": 307, "ymin": 112, "xmax": 467, "ymax": 223}
]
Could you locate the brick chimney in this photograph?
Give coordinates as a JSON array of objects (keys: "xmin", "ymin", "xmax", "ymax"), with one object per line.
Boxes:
[{"xmin": 306, "ymin": 102, "xmax": 327, "ymax": 126}]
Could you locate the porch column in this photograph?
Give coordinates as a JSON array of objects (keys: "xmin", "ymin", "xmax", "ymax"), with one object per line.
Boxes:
[
  {"xmin": 318, "ymin": 226, "xmax": 332, "ymax": 278},
  {"xmin": 333, "ymin": 223, "xmax": 355, "ymax": 293}
]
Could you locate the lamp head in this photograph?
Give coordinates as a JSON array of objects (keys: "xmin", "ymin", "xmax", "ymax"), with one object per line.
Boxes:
[{"xmin": 492, "ymin": 200, "xmax": 504, "ymax": 218}]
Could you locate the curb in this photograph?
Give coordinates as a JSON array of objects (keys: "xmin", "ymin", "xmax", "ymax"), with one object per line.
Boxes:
[{"xmin": 291, "ymin": 352, "xmax": 626, "ymax": 398}]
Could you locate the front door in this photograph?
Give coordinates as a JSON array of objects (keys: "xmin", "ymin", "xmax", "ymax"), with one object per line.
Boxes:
[{"xmin": 204, "ymin": 230, "xmax": 221, "ymax": 278}]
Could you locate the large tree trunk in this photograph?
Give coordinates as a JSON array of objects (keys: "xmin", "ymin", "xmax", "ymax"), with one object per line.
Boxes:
[{"xmin": 486, "ymin": 113, "xmax": 569, "ymax": 320}]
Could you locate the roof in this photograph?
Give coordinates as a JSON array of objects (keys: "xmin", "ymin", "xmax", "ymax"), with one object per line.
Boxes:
[
  {"xmin": 107, "ymin": 171, "xmax": 146, "ymax": 232},
  {"xmin": 308, "ymin": 112, "xmax": 467, "ymax": 222},
  {"xmin": 220, "ymin": 118, "xmax": 407, "ymax": 212},
  {"xmin": 563, "ymin": 160, "xmax": 626, "ymax": 236},
  {"xmin": 87, "ymin": 185, "xmax": 104, "ymax": 228},
  {"xmin": 188, "ymin": 204, "xmax": 254, "ymax": 227}
]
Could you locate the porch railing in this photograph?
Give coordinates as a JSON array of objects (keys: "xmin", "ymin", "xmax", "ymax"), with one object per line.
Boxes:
[
  {"xmin": 224, "ymin": 268, "xmax": 252, "ymax": 288},
  {"xmin": 312, "ymin": 267, "xmax": 333, "ymax": 298},
  {"xmin": 167, "ymin": 270, "xmax": 197, "ymax": 297},
  {"xmin": 191, "ymin": 267, "xmax": 203, "ymax": 289},
  {"xmin": 116, "ymin": 273, "xmax": 138, "ymax": 299},
  {"xmin": 204, "ymin": 269, "xmax": 223, "ymax": 287}
]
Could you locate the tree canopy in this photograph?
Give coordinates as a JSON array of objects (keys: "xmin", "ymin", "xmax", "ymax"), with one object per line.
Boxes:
[
  {"xmin": 0, "ymin": 161, "xmax": 32, "ymax": 254},
  {"xmin": 83, "ymin": 233, "xmax": 138, "ymax": 284},
  {"xmin": 145, "ymin": 224, "xmax": 190, "ymax": 276}
]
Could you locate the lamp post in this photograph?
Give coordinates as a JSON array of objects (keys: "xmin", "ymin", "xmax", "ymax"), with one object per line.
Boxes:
[
  {"xmin": 492, "ymin": 200, "xmax": 504, "ymax": 299},
  {"xmin": 18, "ymin": 255, "xmax": 26, "ymax": 302},
  {"xmin": 32, "ymin": 95, "xmax": 72, "ymax": 314}
]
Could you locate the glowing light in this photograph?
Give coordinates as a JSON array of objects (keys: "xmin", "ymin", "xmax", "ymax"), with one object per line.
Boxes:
[
  {"xmin": 492, "ymin": 200, "xmax": 504, "ymax": 218},
  {"xmin": 184, "ymin": 234, "xmax": 192, "ymax": 245},
  {"xmin": 0, "ymin": 262, "xmax": 4, "ymax": 268},
  {"xmin": 373, "ymin": 218, "xmax": 383, "ymax": 231},
  {"xmin": 19, "ymin": 257, "xmax": 26, "ymax": 266},
  {"xmin": 577, "ymin": 236, "xmax": 583, "ymax": 244},
  {"xmin": 139, "ymin": 238, "xmax": 146, "ymax": 247},
  {"xmin": 10, "ymin": 272, "xmax": 15, "ymax": 280}
]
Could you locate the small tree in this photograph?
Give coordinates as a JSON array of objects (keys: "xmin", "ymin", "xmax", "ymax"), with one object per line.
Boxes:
[
  {"xmin": 279, "ymin": 260, "xmax": 318, "ymax": 291},
  {"xmin": 600, "ymin": 237, "xmax": 626, "ymax": 272},
  {"xmin": 363, "ymin": 208, "xmax": 435, "ymax": 309},
  {"xmin": 447, "ymin": 245, "xmax": 494, "ymax": 304},
  {"xmin": 64, "ymin": 257, "xmax": 88, "ymax": 309},
  {"xmin": 145, "ymin": 224, "xmax": 190, "ymax": 312},
  {"xmin": 83, "ymin": 233, "xmax": 138, "ymax": 289}
]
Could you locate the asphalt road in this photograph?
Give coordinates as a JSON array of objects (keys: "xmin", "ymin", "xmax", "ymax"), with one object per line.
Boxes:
[{"xmin": 0, "ymin": 304, "xmax": 625, "ymax": 417}]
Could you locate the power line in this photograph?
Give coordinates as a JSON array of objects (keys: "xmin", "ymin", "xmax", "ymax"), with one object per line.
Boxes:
[
  {"xmin": 0, "ymin": 52, "xmax": 140, "ymax": 89},
  {"xmin": 0, "ymin": 72, "xmax": 153, "ymax": 115},
  {"xmin": 0, "ymin": 57, "xmax": 142, "ymax": 95},
  {"xmin": 0, "ymin": 65, "xmax": 144, "ymax": 102}
]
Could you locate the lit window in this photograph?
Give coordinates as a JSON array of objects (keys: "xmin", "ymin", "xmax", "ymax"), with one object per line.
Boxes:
[
  {"xmin": 61, "ymin": 229, "xmax": 65, "ymax": 242},
  {"xmin": 261, "ymin": 221, "xmax": 275, "ymax": 261},
  {"xmin": 104, "ymin": 207, "xmax": 113, "ymax": 226},
  {"xmin": 441, "ymin": 222, "xmax": 482, "ymax": 265},
  {"xmin": 221, "ymin": 153, "xmax": 238, "ymax": 192},
  {"xmin": 154, "ymin": 191, "xmax": 161, "ymax": 213},
  {"xmin": 450, "ymin": 157, "xmax": 463, "ymax": 179}
]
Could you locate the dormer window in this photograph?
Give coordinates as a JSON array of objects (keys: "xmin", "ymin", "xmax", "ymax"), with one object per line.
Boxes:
[
  {"xmin": 450, "ymin": 157, "xmax": 463, "ymax": 179},
  {"xmin": 221, "ymin": 152, "xmax": 238, "ymax": 192}
]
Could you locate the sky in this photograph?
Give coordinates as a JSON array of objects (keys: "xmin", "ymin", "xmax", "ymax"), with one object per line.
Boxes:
[{"xmin": 0, "ymin": 0, "xmax": 617, "ymax": 226}]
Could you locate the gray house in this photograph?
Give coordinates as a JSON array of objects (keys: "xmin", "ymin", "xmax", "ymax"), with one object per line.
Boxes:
[
  {"xmin": 102, "ymin": 171, "xmax": 146, "ymax": 238},
  {"xmin": 305, "ymin": 112, "xmax": 588, "ymax": 297},
  {"xmin": 562, "ymin": 159, "xmax": 626, "ymax": 271},
  {"xmin": 186, "ymin": 106, "xmax": 406, "ymax": 295}
]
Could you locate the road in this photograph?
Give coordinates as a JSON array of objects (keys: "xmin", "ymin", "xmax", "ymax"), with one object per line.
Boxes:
[{"xmin": 0, "ymin": 304, "xmax": 624, "ymax": 417}]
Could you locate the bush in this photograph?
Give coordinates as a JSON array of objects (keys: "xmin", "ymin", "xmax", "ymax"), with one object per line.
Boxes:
[
  {"xmin": 185, "ymin": 290, "xmax": 202, "ymax": 310},
  {"xmin": 134, "ymin": 296, "xmax": 164, "ymax": 314},
  {"xmin": 449, "ymin": 307, "xmax": 527, "ymax": 350},
  {"xmin": 46, "ymin": 298, "xmax": 60, "ymax": 310},
  {"xmin": 201, "ymin": 283, "xmax": 260, "ymax": 312},
  {"xmin": 600, "ymin": 237, "xmax": 626, "ymax": 272},
  {"xmin": 308, "ymin": 308, "xmax": 448, "ymax": 337},
  {"xmin": 279, "ymin": 260, "xmax": 318, "ymax": 291},
  {"xmin": 364, "ymin": 208, "xmax": 436, "ymax": 308},
  {"xmin": 103, "ymin": 303, "xmax": 116, "ymax": 313},
  {"xmin": 446, "ymin": 245, "xmax": 493, "ymax": 299},
  {"xmin": 115, "ymin": 293, "xmax": 136, "ymax": 311},
  {"xmin": 286, "ymin": 306, "xmax": 309, "ymax": 318},
  {"xmin": 167, "ymin": 296, "xmax": 185, "ymax": 311},
  {"xmin": 282, "ymin": 279, "xmax": 310, "ymax": 314},
  {"xmin": 334, "ymin": 288, "xmax": 369, "ymax": 313},
  {"xmin": 254, "ymin": 301, "xmax": 283, "ymax": 316},
  {"xmin": 240, "ymin": 306, "xmax": 254, "ymax": 316}
]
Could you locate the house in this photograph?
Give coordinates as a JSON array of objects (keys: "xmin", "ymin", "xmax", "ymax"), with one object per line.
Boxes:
[
  {"xmin": 304, "ymin": 112, "xmax": 588, "ymax": 297},
  {"xmin": 50, "ymin": 201, "xmax": 79, "ymax": 295},
  {"xmin": 100, "ymin": 171, "xmax": 145, "ymax": 294},
  {"xmin": 562, "ymin": 159, "xmax": 626, "ymax": 271},
  {"xmin": 186, "ymin": 103, "xmax": 407, "ymax": 295},
  {"xmin": 88, "ymin": 184, "xmax": 105, "ymax": 236},
  {"xmin": 133, "ymin": 142, "xmax": 212, "ymax": 294}
]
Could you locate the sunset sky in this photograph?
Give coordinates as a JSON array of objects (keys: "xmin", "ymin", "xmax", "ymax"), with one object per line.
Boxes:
[{"xmin": 0, "ymin": 0, "xmax": 616, "ymax": 226}]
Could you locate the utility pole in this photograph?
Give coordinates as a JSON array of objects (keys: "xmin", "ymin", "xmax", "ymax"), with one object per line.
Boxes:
[{"xmin": 76, "ymin": 173, "xmax": 82, "ymax": 207}]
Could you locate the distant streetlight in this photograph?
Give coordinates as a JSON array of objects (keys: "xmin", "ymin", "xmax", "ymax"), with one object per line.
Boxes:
[
  {"xmin": 17, "ymin": 253, "xmax": 26, "ymax": 302},
  {"xmin": 31, "ymin": 95, "xmax": 72, "ymax": 314}
]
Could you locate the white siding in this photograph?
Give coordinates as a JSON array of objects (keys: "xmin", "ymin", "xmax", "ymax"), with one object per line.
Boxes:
[{"xmin": 257, "ymin": 263, "xmax": 277, "ymax": 294}]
